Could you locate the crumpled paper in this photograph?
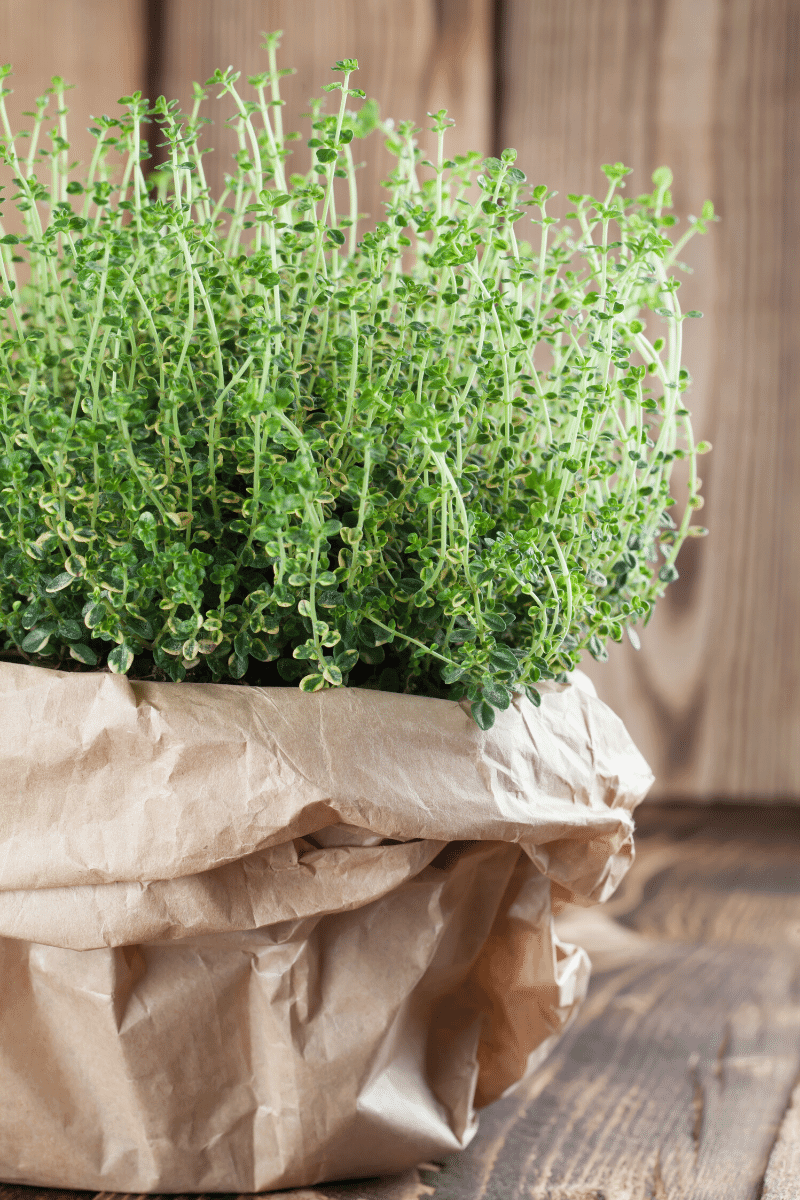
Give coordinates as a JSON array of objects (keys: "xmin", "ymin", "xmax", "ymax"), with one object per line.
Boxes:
[{"xmin": 0, "ymin": 662, "xmax": 653, "ymax": 1193}]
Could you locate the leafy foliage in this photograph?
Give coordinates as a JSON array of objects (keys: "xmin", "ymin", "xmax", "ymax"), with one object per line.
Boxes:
[{"xmin": 0, "ymin": 37, "xmax": 713, "ymax": 727}]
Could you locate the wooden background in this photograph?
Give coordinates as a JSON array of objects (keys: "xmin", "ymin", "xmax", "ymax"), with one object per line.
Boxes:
[{"xmin": 0, "ymin": 0, "xmax": 797, "ymax": 801}]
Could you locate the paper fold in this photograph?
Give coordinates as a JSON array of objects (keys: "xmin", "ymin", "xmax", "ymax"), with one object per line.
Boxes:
[{"xmin": 0, "ymin": 664, "xmax": 652, "ymax": 1192}]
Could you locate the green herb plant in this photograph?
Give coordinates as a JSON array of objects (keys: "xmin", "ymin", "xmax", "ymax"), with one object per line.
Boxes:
[{"xmin": 0, "ymin": 36, "xmax": 714, "ymax": 728}]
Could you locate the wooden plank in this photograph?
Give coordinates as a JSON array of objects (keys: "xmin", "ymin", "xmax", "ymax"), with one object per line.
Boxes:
[
  {"xmin": 762, "ymin": 1080, "xmax": 800, "ymax": 1200},
  {"xmin": 156, "ymin": 0, "xmax": 493, "ymax": 229},
  {"xmin": 413, "ymin": 806, "xmax": 800, "ymax": 1199},
  {"xmin": 0, "ymin": 1, "xmax": 147, "ymax": 194},
  {"xmin": 423, "ymin": 946, "xmax": 800, "ymax": 1200},
  {"xmin": 499, "ymin": 0, "xmax": 800, "ymax": 800}
]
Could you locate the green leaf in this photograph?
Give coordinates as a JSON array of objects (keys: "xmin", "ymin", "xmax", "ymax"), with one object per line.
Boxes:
[
  {"xmin": 353, "ymin": 97, "xmax": 380, "ymax": 138},
  {"xmin": 21, "ymin": 628, "xmax": 52, "ymax": 653},
  {"xmin": 322, "ymin": 661, "xmax": 343, "ymax": 685},
  {"xmin": 334, "ymin": 648, "xmax": 359, "ymax": 672},
  {"xmin": 128, "ymin": 617, "xmax": 155, "ymax": 641},
  {"xmin": 481, "ymin": 680, "xmax": 512, "ymax": 709},
  {"xmin": 588, "ymin": 635, "xmax": 609, "ymax": 662},
  {"xmin": 107, "ymin": 644, "xmax": 134, "ymax": 674},
  {"xmin": 160, "ymin": 637, "xmax": 186, "ymax": 656},
  {"xmin": 228, "ymin": 651, "xmax": 249, "ymax": 678},
  {"xmin": 524, "ymin": 686, "xmax": 541, "ymax": 707},
  {"xmin": 45, "ymin": 572, "xmax": 73, "ymax": 593},
  {"xmin": 233, "ymin": 631, "xmax": 251, "ymax": 656},
  {"xmin": 21, "ymin": 603, "xmax": 44, "ymax": 630},
  {"xmin": 246, "ymin": 637, "xmax": 270, "ymax": 661},
  {"xmin": 299, "ymin": 672, "xmax": 325, "ymax": 692},
  {"xmin": 58, "ymin": 620, "xmax": 83, "ymax": 641},
  {"xmin": 471, "ymin": 700, "xmax": 496, "ymax": 730},
  {"xmin": 318, "ymin": 589, "xmax": 342, "ymax": 608},
  {"xmin": 69, "ymin": 643, "xmax": 98, "ymax": 666},
  {"xmin": 84, "ymin": 604, "xmax": 106, "ymax": 630},
  {"xmin": 488, "ymin": 646, "xmax": 518, "ymax": 673}
]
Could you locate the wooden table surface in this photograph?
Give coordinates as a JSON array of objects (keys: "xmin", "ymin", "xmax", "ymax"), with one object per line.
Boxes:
[{"xmin": 2, "ymin": 803, "xmax": 799, "ymax": 1200}]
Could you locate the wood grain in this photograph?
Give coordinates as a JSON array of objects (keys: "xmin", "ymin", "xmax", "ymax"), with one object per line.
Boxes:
[
  {"xmin": 0, "ymin": 1, "xmax": 147, "ymax": 202},
  {"xmin": 427, "ymin": 949, "xmax": 800, "ymax": 1199},
  {"xmin": 762, "ymin": 1080, "xmax": 800, "ymax": 1200},
  {"xmin": 155, "ymin": 0, "xmax": 493, "ymax": 230},
  {"xmin": 500, "ymin": 0, "xmax": 800, "ymax": 800},
  {"xmin": 417, "ymin": 806, "xmax": 800, "ymax": 1199}
]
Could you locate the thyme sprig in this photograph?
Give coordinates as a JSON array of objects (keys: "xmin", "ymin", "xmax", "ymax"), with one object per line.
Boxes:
[{"xmin": 0, "ymin": 36, "xmax": 714, "ymax": 728}]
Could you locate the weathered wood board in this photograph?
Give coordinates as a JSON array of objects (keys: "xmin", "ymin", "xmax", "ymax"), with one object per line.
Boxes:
[
  {"xmin": 762, "ymin": 1080, "xmax": 800, "ymax": 1200},
  {"xmin": 155, "ymin": 0, "xmax": 493, "ymax": 230},
  {"xmin": 2, "ymin": 804, "xmax": 799, "ymax": 1200},
  {"xmin": 0, "ymin": 0, "xmax": 147, "ymax": 195},
  {"xmin": 498, "ymin": 0, "xmax": 800, "ymax": 800}
]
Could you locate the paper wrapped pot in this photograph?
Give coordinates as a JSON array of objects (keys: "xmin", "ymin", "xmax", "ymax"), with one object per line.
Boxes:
[{"xmin": 0, "ymin": 662, "xmax": 653, "ymax": 1193}]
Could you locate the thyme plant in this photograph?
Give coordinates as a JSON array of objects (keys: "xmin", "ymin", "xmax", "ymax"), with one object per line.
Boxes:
[{"xmin": 0, "ymin": 38, "xmax": 713, "ymax": 728}]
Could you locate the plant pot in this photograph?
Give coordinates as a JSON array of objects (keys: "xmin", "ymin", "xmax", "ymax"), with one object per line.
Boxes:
[{"xmin": 0, "ymin": 663, "xmax": 652, "ymax": 1193}]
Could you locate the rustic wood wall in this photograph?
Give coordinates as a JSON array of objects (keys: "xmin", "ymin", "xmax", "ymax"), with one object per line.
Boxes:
[
  {"xmin": 1, "ymin": 0, "xmax": 797, "ymax": 801},
  {"xmin": 498, "ymin": 0, "xmax": 800, "ymax": 800},
  {"xmin": 0, "ymin": 1, "xmax": 146, "ymax": 186},
  {"xmin": 155, "ymin": 0, "xmax": 494, "ymax": 226}
]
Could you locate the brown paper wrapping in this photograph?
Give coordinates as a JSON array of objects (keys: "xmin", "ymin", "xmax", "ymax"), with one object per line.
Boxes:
[{"xmin": 0, "ymin": 663, "xmax": 653, "ymax": 1193}]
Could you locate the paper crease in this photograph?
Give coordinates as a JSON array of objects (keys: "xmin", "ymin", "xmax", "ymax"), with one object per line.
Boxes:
[{"xmin": 0, "ymin": 665, "xmax": 652, "ymax": 1192}]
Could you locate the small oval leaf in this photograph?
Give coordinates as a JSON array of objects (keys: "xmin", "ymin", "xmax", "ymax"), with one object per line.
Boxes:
[
  {"xmin": 299, "ymin": 672, "xmax": 326, "ymax": 692},
  {"xmin": 334, "ymin": 648, "xmax": 359, "ymax": 672},
  {"xmin": 107, "ymin": 644, "xmax": 134, "ymax": 674},
  {"xmin": 481, "ymin": 681, "xmax": 512, "ymax": 710},
  {"xmin": 21, "ymin": 628, "xmax": 52, "ymax": 653},
  {"xmin": 228, "ymin": 651, "xmax": 249, "ymax": 678},
  {"xmin": 471, "ymin": 699, "xmax": 496, "ymax": 730},
  {"xmin": 69, "ymin": 643, "xmax": 99, "ymax": 666},
  {"xmin": 84, "ymin": 603, "xmax": 106, "ymax": 629},
  {"xmin": 45, "ymin": 572, "xmax": 73, "ymax": 593}
]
